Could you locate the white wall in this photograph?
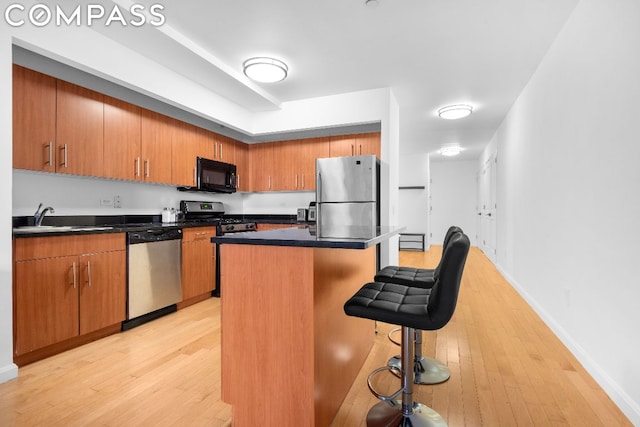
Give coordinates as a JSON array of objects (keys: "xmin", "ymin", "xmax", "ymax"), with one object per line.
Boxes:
[
  {"xmin": 0, "ymin": 20, "xmax": 18, "ymax": 384},
  {"xmin": 430, "ymin": 160, "xmax": 478, "ymax": 246},
  {"xmin": 242, "ymin": 191, "xmax": 315, "ymax": 215},
  {"xmin": 398, "ymin": 153, "xmax": 430, "ymax": 247},
  {"xmin": 485, "ymin": 0, "xmax": 640, "ymax": 422},
  {"xmin": 12, "ymin": 170, "xmax": 245, "ymax": 216}
]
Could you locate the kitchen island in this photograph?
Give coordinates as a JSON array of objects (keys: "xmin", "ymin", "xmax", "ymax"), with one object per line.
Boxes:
[{"xmin": 212, "ymin": 225, "xmax": 402, "ymax": 427}]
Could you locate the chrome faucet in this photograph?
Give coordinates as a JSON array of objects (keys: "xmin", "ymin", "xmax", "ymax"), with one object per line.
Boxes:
[{"xmin": 34, "ymin": 203, "xmax": 55, "ymax": 226}]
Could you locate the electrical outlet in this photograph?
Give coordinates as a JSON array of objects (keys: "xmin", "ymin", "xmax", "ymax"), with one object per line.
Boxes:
[
  {"xmin": 100, "ymin": 198, "xmax": 113, "ymax": 207},
  {"xmin": 114, "ymin": 195, "xmax": 122, "ymax": 208}
]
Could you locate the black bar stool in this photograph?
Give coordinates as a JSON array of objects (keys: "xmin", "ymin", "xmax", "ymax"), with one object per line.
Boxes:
[
  {"xmin": 344, "ymin": 232, "xmax": 470, "ymax": 426},
  {"xmin": 375, "ymin": 226, "xmax": 462, "ymax": 385}
]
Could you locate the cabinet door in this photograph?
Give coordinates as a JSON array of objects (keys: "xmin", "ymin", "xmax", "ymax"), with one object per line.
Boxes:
[
  {"xmin": 274, "ymin": 140, "xmax": 299, "ymax": 191},
  {"xmin": 104, "ymin": 97, "xmax": 142, "ymax": 180},
  {"xmin": 141, "ymin": 109, "xmax": 173, "ymax": 184},
  {"xmin": 12, "ymin": 65, "xmax": 57, "ymax": 172},
  {"xmin": 214, "ymin": 134, "xmax": 235, "ymax": 164},
  {"xmin": 329, "ymin": 135, "xmax": 356, "ymax": 157},
  {"xmin": 353, "ymin": 132, "xmax": 381, "ymax": 157},
  {"xmin": 298, "ymin": 137, "xmax": 330, "ymax": 191},
  {"xmin": 172, "ymin": 123, "xmax": 210, "ymax": 186},
  {"xmin": 250, "ymin": 143, "xmax": 276, "ymax": 191},
  {"xmin": 234, "ymin": 141, "xmax": 250, "ymax": 191},
  {"xmin": 14, "ymin": 256, "xmax": 79, "ymax": 355},
  {"xmin": 79, "ymin": 251, "xmax": 126, "ymax": 335},
  {"xmin": 56, "ymin": 80, "xmax": 104, "ymax": 176},
  {"xmin": 182, "ymin": 228, "xmax": 216, "ymax": 300}
]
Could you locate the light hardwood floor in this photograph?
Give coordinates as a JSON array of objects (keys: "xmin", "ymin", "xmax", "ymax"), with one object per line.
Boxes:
[{"xmin": 0, "ymin": 247, "xmax": 631, "ymax": 426}]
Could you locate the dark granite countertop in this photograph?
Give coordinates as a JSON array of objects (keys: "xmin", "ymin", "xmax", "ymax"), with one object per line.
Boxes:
[
  {"xmin": 211, "ymin": 225, "xmax": 404, "ymax": 249},
  {"xmin": 11, "ymin": 214, "xmax": 303, "ymax": 238}
]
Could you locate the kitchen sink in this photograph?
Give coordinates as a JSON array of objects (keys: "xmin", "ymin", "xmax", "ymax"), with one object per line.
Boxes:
[
  {"xmin": 13, "ymin": 225, "xmax": 114, "ymax": 234},
  {"xmin": 14, "ymin": 225, "xmax": 73, "ymax": 233}
]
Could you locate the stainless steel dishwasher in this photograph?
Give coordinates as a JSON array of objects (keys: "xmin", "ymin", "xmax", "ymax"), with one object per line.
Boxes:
[{"xmin": 123, "ymin": 228, "xmax": 182, "ymax": 330}]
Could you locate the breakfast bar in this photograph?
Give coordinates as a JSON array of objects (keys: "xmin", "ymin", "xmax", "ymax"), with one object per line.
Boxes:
[{"xmin": 212, "ymin": 225, "xmax": 402, "ymax": 427}]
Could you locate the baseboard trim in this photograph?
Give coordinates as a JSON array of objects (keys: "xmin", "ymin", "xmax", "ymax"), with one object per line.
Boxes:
[
  {"xmin": 0, "ymin": 362, "xmax": 18, "ymax": 384},
  {"xmin": 495, "ymin": 263, "xmax": 640, "ymax": 426}
]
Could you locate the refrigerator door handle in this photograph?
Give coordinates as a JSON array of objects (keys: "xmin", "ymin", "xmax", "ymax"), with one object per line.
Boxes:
[{"xmin": 317, "ymin": 172, "xmax": 322, "ymax": 203}]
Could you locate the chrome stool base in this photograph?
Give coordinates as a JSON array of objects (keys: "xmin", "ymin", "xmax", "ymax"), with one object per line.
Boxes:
[
  {"xmin": 388, "ymin": 355, "xmax": 450, "ymax": 385},
  {"xmin": 366, "ymin": 401, "xmax": 447, "ymax": 427}
]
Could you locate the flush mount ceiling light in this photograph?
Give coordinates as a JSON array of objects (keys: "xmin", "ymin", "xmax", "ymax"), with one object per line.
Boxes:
[
  {"xmin": 437, "ymin": 104, "xmax": 473, "ymax": 120},
  {"xmin": 365, "ymin": 0, "xmax": 380, "ymax": 7},
  {"xmin": 243, "ymin": 57, "xmax": 288, "ymax": 83},
  {"xmin": 439, "ymin": 146, "xmax": 463, "ymax": 157}
]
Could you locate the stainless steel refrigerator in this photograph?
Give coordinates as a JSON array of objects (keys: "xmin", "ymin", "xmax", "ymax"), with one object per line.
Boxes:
[{"xmin": 316, "ymin": 155, "xmax": 380, "ymax": 238}]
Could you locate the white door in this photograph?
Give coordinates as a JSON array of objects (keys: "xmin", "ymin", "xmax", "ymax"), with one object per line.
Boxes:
[{"xmin": 478, "ymin": 154, "xmax": 497, "ymax": 262}]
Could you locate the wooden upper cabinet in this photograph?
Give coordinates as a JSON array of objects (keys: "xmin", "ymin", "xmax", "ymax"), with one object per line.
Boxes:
[
  {"xmin": 299, "ymin": 137, "xmax": 330, "ymax": 191},
  {"xmin": 329, "ymin": 132, "xmax": 380, "ymax": 158},
  {"xmin": 250, "ymin": 143, "xmax": 276, "ymax": 191},
  {"xmin": 141, "ymin": 109, "xmax": 173, "ymax": 184},
  {"xmin": 213, "ymin": 134, "xmax": 235, "ymax": 164},
  {"xmin": 172, "ymin": 123, "xmax": 207, "ymax": 186},
  {"xmin": 274, "ymin": 140, "xmax": 299, "ymax": 191},
  {"xmin": 12, "ymin": 65, "xmax": 57, "ymax": 172},
  {"xmin": 329, "ymin": 135, "xmax": 356, "ymax": 157},
  {"xmin": 56, "ymin": 80, "xmax": 104, "ymax": 176},
  {"xmin": 353, "ymin": 132, "xmax": 381, "ymax": 158},
  {"xmin": 234, "ymin": 141, "xmax": 250, "ymax": 191},
  {"xmin": 103, "ymin": 97, "xmax": 142, "ymax": 181}
]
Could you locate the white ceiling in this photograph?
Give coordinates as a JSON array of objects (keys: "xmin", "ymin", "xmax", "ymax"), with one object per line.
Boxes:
[{"xmin": 99, "ymin": 0, "xmax": 579, "ymax": 161}]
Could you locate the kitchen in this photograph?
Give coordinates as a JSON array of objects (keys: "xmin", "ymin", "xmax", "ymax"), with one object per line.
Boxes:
[{"xmin": 2, "ymin": 0, "xmax": 640, "ymax": 426}]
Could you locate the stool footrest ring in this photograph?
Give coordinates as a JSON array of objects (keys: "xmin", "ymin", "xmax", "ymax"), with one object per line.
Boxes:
[
  {"xmin": 367, "ymin": 366, "xmax": 404, "ymax": 402},
  {"xmin": 387, "ymin": 327, "xmax": 401, "ymax": 346}
]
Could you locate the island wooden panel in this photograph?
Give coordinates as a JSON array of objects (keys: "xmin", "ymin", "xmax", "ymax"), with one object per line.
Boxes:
[{"xmin": 220, "ymin": 244, "xmax": 375, "ymax": 426}]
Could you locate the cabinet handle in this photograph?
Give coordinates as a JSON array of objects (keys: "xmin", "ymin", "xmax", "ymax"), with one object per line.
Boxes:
[
  {"xmin": 219, "ymin": 143, "xmax": 223, "ymax": 160},
  {"xmin": 86, "ymin": 261, "xmax": 92, "ymax": 287},
  {"xmin": 351, "ymin": 144, "xmax": 354, "ymax": 156},
  {"xmin": 237, "ymin": 175, "xmax": 240, "ymax": 190},
  {"xmin": 72, "ymin": 262, "xmax": 77, "ymax": 289},
  {"xmin": 301, "ymin": 174, "xmax": 305, "ymax": 189},
  {"xmin": 135, "ymin": 157, "xmax": 140, "ymax": 177},
  {"xmin": 359, "ymin": 144, "xmax": 362, "ymax": 155},
  {"xmin": 268, "ymin": 175, "xmax": 271, "ymax": 190},
  {"xmin": 60, "ymin": 144, "xmax": 68, "ymax": 168},
  {"xmin": 295, "ymin": 174, "xmax": 298, "ymax": 189},
  {"xmin": 144, "ymin": 159, "xmax": 150, "ymax": 177},
  {"xmin": 194, "ymin": 167, "xmax": 197, "ymax": 186},
  {"xmin": 214, "ymin": 143, "xmax": 218, "ymax": 159},
  {"xmin": 44, "ymin": 141, "xmax": 53, "ymax": 166}
]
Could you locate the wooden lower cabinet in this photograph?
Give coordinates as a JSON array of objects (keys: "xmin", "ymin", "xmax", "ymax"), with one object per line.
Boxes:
[
  {"xmin": 13, "ymin": 234, "xmax": 126, "ymax": 362},
  {"xmin": 14, "ymin": 256, "xmax": 80, "ymax": 354},
  {"xmin": 181, "ymin": 227, "xmax": 217, "ymax": 300},
  {"xmin": 78, "ymin": 251, "xmax": 126, "ymax": 335}
]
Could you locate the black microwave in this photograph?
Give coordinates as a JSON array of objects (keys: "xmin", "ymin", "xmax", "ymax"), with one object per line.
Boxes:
[{"xmin": 179, "ymin": 157, "xmax": 237, "ymax": 193}]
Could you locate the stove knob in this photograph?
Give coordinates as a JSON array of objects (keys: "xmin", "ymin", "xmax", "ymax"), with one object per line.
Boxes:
[
  {"xmin": 247, "ymin": 223, "xmax": 255, "ymax": 229},
  {"xmin": 226, "ymin": 225, "xmax": 234, "ymax": 231}
]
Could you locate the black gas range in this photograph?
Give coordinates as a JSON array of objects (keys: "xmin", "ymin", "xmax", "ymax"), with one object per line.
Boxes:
[{"xmin": 180, "ymin": 200, "xmax": 257, "ymax": 234}]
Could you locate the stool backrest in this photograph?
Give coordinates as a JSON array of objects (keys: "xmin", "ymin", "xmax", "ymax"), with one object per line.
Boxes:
[
  {"xmin": 433, "ymin": 226, "xmax": 463, "ymax": 280},
  {"xmin": 427, "ymin": 232, "xmax": 470, "ymax": 329}
]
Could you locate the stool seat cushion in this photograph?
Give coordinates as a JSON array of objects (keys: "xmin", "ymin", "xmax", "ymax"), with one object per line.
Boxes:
[
  {"xmin": 344, "ymin": 282, "xmax": 437, "ymax": 331},
  {"xmin": 346, "ymin": 232, "xmax": 470, "ymax": 332},
  {"xmin": 374, "ymin": 266, "xmax": 435, "ymax": 288}
]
